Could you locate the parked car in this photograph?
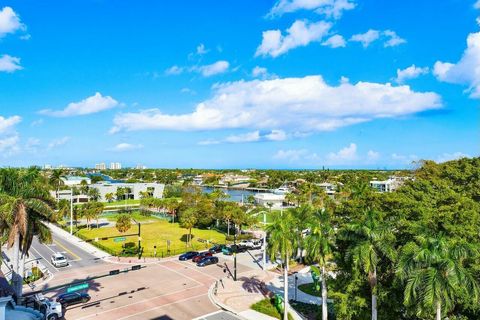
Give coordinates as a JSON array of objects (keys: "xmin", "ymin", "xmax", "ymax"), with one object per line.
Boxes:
[
  {"xmin": 192, "ymin": 251, "xmax": 212, "ymax": 263},
  {"xmin": 222, "ymin": 245, "xmax": 247, "ymax": 255},
  {"xmin": 51, "ymin": 253, "xmax": 68, "ymax": 267},
  {"xmin": 208, "ymin": 244, "xmax": 226, "ymax": 254},
  {"xmin": 56, "ymin": 292, "xmax": 91, "ymax": 308},
  {"xmin": 251, "ymin": 240, "xmax": 263, "ymax": 250},
  {"xmin": 197, "ymin": 256, "xmax": 219, "ymax": 267},
  {"xmin": 179, "ymin": 251, "xmax": 199, "ymax": 261},
  {"xmin": 239, "ymin": 240, "xmax": 255, "ymax": 248}
]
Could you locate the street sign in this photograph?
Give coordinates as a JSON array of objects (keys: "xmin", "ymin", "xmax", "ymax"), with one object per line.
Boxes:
[
  {"xmin": 114, "ymin": 237, "xmax": 126, "ymax": 243},
  {"xmin": 67, "ymin": 283, "xmax": 88, "ymax": 293}
]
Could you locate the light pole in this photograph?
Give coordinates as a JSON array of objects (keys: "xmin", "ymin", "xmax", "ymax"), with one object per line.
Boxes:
[
  {"xmin": 70, "ymin": 188, "xmax": 73, "ymax": 235},
  {"xmin": 233, "ymin": 224, "xmax": 237, "ymax": 281},
  {"xmin": 263, "ymin": 210, "xmax": 267, "ymax": 270}
]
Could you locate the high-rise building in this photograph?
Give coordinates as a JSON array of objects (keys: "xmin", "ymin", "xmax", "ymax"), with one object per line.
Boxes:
[
  {"xmin": 95, "ymin": 163, "xmax": 106, "ymax": 170},
  {"xmin": 110, "ymin": 162, "xmax": 122, "ymax": 170}
]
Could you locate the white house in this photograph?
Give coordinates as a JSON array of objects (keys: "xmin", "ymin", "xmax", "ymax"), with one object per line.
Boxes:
[
  {"xmin": 61, "ymin": 176, "xmax": 91, "ymax": 186},
  {"xmin": 253, "ymin": 193, "xmax": 285, "ymax": 209},
  {"xmin": 89, "ymin": 182, "xmax": 165, "ymax": 201},
  {"xmin": 370, "ymin": 177, "xmax": 402, "ymax": 193}
]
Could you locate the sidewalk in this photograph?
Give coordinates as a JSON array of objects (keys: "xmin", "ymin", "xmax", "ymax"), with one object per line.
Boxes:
[{"xmin": 45, "ymin": 223, "xmax": 110, "ymax": 260}]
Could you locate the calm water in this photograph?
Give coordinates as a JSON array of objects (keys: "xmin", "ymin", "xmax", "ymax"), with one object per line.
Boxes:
[{"xmin": 202, "ymin": 186, "xmax": 268, "ymax": 203}]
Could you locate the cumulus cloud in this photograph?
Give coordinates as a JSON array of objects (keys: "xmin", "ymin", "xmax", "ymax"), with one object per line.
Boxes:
[
  {"xmin": 0, "ymin": 7, "xmax": 25, "ymax": 38},
  {"xmin": 327, "ymin": 143, "xmax": 357, "ymax": 161},
  {"xmin": 195, "ymin": 60, "xmax": 229, "ymax": 77},
  {"xmin": 0, "ymin": 115, "xmax": 21, "ymax": 154},
  {"xmin": 367, "ymin": 150, "xmax": 380, "ymax": 161},
  {"xmin": 395, "ymin": 65, "xmax": 429, "ymax": 84},
  {"xmin": 350, "ymin": 29, "xmax": 406, "ymax": 48},
  {"xmin": 436, "ymin": 152, "xmax": 470, "ymax": 163},
  {"xmin": 252, "ymin": 66, "xmax": 268, "ymax": 78},
  {"xmin": 0, "ymin": 135, "xmax": 19, "ymax": 153},
  {"xmin": 0, "ymin": 54, "xmax": 22, "ymax": 73},
  {"xmin": 256, "ymin": 20, "xmax": 331, "ymax": 58},
  {"xmin": 0, "ymin": 115, "xmax": 21, "ymax": 133},
  {"xmin": 322, "ymin": 34, "xmax": 346, "ymax": 48},
  {"xmin": 47, "ymin": 136, "xmax": 70, "ymax": 150},
  {"xmin": 274, "ymin": 149, "xmax": 310, "ymax": 162},
  {"xmin": 350, "ymin": 29, "xmax": 380, "ymax": 47},
  {"xmin": 196, "ymin": 43, "xmax": 208, "ymax": 55},
  {"xmin": 268, "ymin": 0, "xmax": 356, "ymax": 19},
  {"xmin": 111, "ymin": 75, "xmax": 441, "ymax": 135},
  {"xmin": 165, "ymin": 65, "xmax": 184, "ymax": 75},
  {"xmin": 39, "ymin": 92, "xmax": 119, "ymax": 117},
  {"xmin": 199, "ymin": 129, "xmax": 287, "ymax": 145},
  {"xmin": 433, "ymin": 31, "xmax": 480, "ymax": 98},
  {"xmin": 474, "ymin": 0, "xmax": 480, "ymax": 9},
  {"xmin": 110, "ymin": 143, "xmax": 143, "ymax": 152}
]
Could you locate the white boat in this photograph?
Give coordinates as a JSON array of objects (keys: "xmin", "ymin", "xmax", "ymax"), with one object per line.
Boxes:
[{"xmin": 272, "ymin": 185, "xmax": 291, "ymax": 195}]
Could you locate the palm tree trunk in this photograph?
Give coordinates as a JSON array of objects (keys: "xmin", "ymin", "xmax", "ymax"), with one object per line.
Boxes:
[
  {"xmin": 436, "ymin": 301, "xmax": 441, "ymax": 320},
  {"xmin": 283, "ymin": 255, "xmax": 289, "ymax": 320},
  {"xmin": 371, "ymin": 267, "xmax": 377, "ymax": 320},
  {"xmin": 227, "ymin": 219, "xmax": 230, "ymax": 237},
  {"xmin": 322, "ymin": 265, "xmax": 328, "ymax": 320},
  {"xmin": 12, "ymin": 234, "xmax": 20, "ymax": 298}
]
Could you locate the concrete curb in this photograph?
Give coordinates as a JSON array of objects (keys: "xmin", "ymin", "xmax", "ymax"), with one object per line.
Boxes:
[{"xmin": 207, "ymin": 279, "xmax": 248, "ymax": 320}]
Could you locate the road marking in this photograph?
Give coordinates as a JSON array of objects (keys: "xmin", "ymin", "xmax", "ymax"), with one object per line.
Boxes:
[
  {"xmin": 192, "ymin": 310, "xmax": 224, "ymax": 320},
  {"xmin": 30, "ymin": 246, "xmax": 59, "ymax": 272},
  {"xmin": 159, "ymin": 263, "xmax": 204, "ymax": 286},
  {"xmin": 75, "ymin": 284, "xmax": 203, "ymax": 320},
  {"xmin": 173, "ymin": 261, "xmax": 219, "ymax": 281},
  {"xmin": 53, "ymin": 239, "xmax": 82, "ymax": 262},
  {"xmin": 117, "ymin": 293, "xmax": 209, "ymax": 320}
]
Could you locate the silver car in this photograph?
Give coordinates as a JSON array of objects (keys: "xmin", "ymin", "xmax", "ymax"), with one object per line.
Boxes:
[{"xmin": 51, "ymin": 253, "xmax": 68, "ymax": 267}]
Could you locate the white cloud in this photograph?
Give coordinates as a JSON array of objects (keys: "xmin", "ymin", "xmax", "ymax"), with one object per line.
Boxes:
[
  {"xmin": 0, "ymin": 7, "xmax": 25, "ymax": 38},
  {"xmin": 256, "ymin": 20, "xmax": 332, "ymax": 58},
  {"xmin": 322, "ymin": 34, "xmax": 346, "ymax": 48},
  {"xmin": 433, "ymin": 31, "xmax": 480, "ymax": 98},
  {"xmin": 367, "ymin": 150, "xmax": 380, "ymax": 161},
  {"xmin": 268, "ymin": 0, "xmax": 356, "ymax": 19},
  {"xmin": 111, "ymin": 75, "xmax": 441, "ymax": 135},
  {"xmin": 395, "ymin": 65, "xmax": 429, "ymax": 84},
  {"xmin": 474, "ymin": 0, "xmax": 480, "ymax": 9},
  {"xmin": 274, "ymin": 149, "xmax": 309, "ymax": 162},
  {"xmin": 200, "ymin": 129, "xmax": 288, "ymax": 145},
  {"xmin": 0, "ymin": 135, "xmax": 19, "ymax": 153},
  {"xmin": 391, "ymin": 153, "xmax": 419, "ymax": 165},
  {"xmin": 350, "ymin": 29, "xmax": 406, "ymax": 48},
  {"xmin": 110, "ymin": 143, "xmax": 143, "ymax": 152},
  {"xmin": 436, "ymin": 152, "xmax": 470, "ymax": 163},
  {"xmin": 195, "ymin": 60, "xmax": 229, "ymax": 77},
  {"xmin": 252, "ymin": 66, "xmax": 268, "ymax": 78},
  {"xmin": 383, "ymin": 30, "xmax": 407, "ymax": 47},
  {"xmin": 181, "ymin": 87, "xmax": 196, "ymax": 95},
  {"xmin": 327, "ymin": 143, "xmax": 357, "ymax": 162},
  {"xmin": 165, "ymin": 65, "xmax": 184, "ymax": 75},
  {"xmin": 47, "ymin": 136, "xmax": 70, "ymax": 150},
  {"xmin": 350, "ymin": 29, "xmax": 380, "ymax": 47},
  {"xmin": 0, "ymin": 54, "xmax": 22, "ymax": 73},
  {"xmin": 196, "ymin": 43, "xmax": 208, "ymax": 55},
  {"xmin": 0, "ymin": 115, "xmax": 21, "ymax": 133},
  {"xmin": 39, "ymin": 92, "xmax": 119, "ymax": 117}
]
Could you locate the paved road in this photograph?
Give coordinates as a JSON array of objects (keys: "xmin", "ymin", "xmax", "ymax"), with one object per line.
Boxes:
[{"xmin": 29, "ymin": 233, "xmax": 105, "ymax": 275}]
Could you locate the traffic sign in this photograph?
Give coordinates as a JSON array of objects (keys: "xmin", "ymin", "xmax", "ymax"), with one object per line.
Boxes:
[
  {"xmin": 114, "ymin": 237, "xmax": 126, "ymax": 243},
  {"xmin": 67, "ymin": 283, "xmax": 89, "ymax": 293}
]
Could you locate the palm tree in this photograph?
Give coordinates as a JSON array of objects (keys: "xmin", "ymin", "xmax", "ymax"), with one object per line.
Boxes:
[
  {"xmin": 115, "ymin": 214, "xmax": 132, "ymax": 233},
  {"xmin": 343, "ymin": 210, "xmax": 395, "ymax": 320},
  {"xmin": 305, "ymin": 209, "xmax": 335, "ymax": 320},
  {"xmin": 0, "ymin": 167, "xmax": 55, "ymax": 298},
  {"xmin": 116, "ymin": 187, "xmax": 125, "ymax": 201},
  {"xmin": 105, "ymin": 192, "xmax": 114, "ymax": 203},
  {"xmin": 179, "ymin": 208, "xmax": 198, "ymax": 246},
  {"xmin": 397, "ymin": 234, "xmax": 479, "ymax": 320},
  {"xmin": 88, "ymin": 187, "xmax": 100, "ymax": 201},
  {"xmin": 49, "ymin": 168, "xmax": 66, "ymax": 200},
  {"xmin": 266, "ymin": 210, "xmax": 297, "ymax": 320}
]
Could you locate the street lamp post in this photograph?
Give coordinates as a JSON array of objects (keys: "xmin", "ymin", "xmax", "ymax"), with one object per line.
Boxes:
[
  {"xmin": 233, "ymin": 224, "xmax": 237, "ymax": 281},
  {"xmin": 263, "ymin": 210, "xmax": 267, "ymax": 270},
  {"xmin": 70, "ymin": 188, "xmax": 73, "ymax": 235}
]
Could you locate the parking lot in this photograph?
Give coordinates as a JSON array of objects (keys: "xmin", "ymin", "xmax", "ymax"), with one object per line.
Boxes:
[{"xmin": 33, "ymin": 250, "xmax": 256, "ymax": 320}]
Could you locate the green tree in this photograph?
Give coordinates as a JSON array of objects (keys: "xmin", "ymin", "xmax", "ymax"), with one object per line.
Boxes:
[
  {"xmin": 49, "ymin": 169, "xmax": 66, "ymax": 200},
  {"xmin": 115, "ymin": 214, "xmax": 132, "ymax": 233},
  {"xmin": 306, "ymin": 208, "xmax": 335, "ymax": 320},
  {"xmin": 343, "ymin": 210, "xmax": 395, "ymax": 320},
  {"xmin": 88, "ymin": 187, "xmax": 100, "ymax": 201},
  {"xmin": 266, "ymin": 210, "xmax": 297, "ymax": 320},
  {"xmin": 179, "ymin": 208, "xmax": 198, "ymax": 246},
  {"xmin": 105, "ymin": 192, "xmax": 114, "ymax": 203},
  {"xmin": 397, "ymin": 234, "xmax": 479, "ymax": 320},
  {"xmin": 116, "ymin": 187, "xmax": 125, "ymax": 201}
]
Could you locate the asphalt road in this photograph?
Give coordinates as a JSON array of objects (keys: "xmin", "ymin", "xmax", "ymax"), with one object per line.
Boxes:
[{"xmin": 29, "ymin": 233, "xmax": 105, "ymax": 275}]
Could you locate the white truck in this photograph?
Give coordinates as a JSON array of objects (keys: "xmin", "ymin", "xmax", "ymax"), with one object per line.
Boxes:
[{"xmin": 24, "ymin": 294, "xmax": 63, "ymax": 320}]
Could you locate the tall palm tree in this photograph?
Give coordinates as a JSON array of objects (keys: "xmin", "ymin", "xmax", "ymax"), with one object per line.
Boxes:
[
  {"xmin": 343, "ymin": 210, "xmax": 395, "ymax": 320},
  {"xmin": 49, "ymin": 168, "xmax": 66, "ymax": 200},
  {"xmin": 305, "ymin": 209, "xmax": 335, "ymax": 320},
  {"xmin": 105, "ymin": 192, "xmax": 114, "ymax": 203},
  {"xmin": 397, "ymin": 234, "xmax": 479, "ymax": 320},
  {"xmin": 88, "ymin": 187, "xmax": 100, "ymax": 201},
  {"xmin": 266, "ymin": 210, "xmax": 297, "ymax": 320},
  {"xmin": 0, "ymin": 167, "xmax": 55, "ymax": 298},
  {"xmin": 179, "ymin": 208, "xmax": 198, "ymax": 246}
]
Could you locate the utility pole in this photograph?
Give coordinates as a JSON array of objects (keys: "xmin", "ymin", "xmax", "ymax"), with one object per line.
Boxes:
[
  {"xmin": 233, "ymin": 223, "xmax": 237, "ymax": 281},
  {"xmin": 263, "ymin": 210, "xmax": 267, "ymax": 270},
  {"xmin": 138, "ymin": 222, "xmax": 142, "ymax": 259}
]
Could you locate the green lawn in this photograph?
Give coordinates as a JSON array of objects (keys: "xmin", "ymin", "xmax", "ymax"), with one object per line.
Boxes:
[
  {"xmin": 251, "ymin": 298, "xmax": 293, "ymax": 320},
  {"xmin": 78, "ymin": 219, "xmax": 228, "ymax": 257},
  {"xmin": 298, "ymin": 283, "xmax": 321, "ymax": 297},
  {"xmin": 101, "ymin": 211, "xmax": 156, "ymax": 223},
  {"xmin": 103, "ymin": 199, "xmax": 141, "ymax": 206}
]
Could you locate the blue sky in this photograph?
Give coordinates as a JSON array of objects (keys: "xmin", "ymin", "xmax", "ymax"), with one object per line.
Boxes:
[{"xmin": 0, "ymin": 0, "xmax": 479, "ymax": 169}]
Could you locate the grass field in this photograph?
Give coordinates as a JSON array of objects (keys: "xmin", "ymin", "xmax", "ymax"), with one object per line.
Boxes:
[
  {"xmin": 103, "ymin": 199, "xmax": 141, "ymax": 206},
  {"xmin": 78, "ymin": 218, "xmax": 228, "ymax": 257}
]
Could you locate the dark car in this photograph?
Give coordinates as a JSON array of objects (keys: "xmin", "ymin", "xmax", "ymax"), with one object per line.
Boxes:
[
  {"xmin": 179, "ymin": 251, "xmax": 199, "ymax": 261},
  {"xmin": 57, "ymin": 292, "xmax": 91, "ymax": 307},
  {"xmin": 192, "ymin": 251, "xmax": 212, "ymax": 263},
  {"xmin": 208, "ymin": 244, "xmax": 226, "ymax": 254},
  {"xmin": 197, "ymin": 256, "xmax": 219, "ymax": 267},
  {"xmin": 222, "ymin": 245, "xmax": 247, "ymax": 255}
]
